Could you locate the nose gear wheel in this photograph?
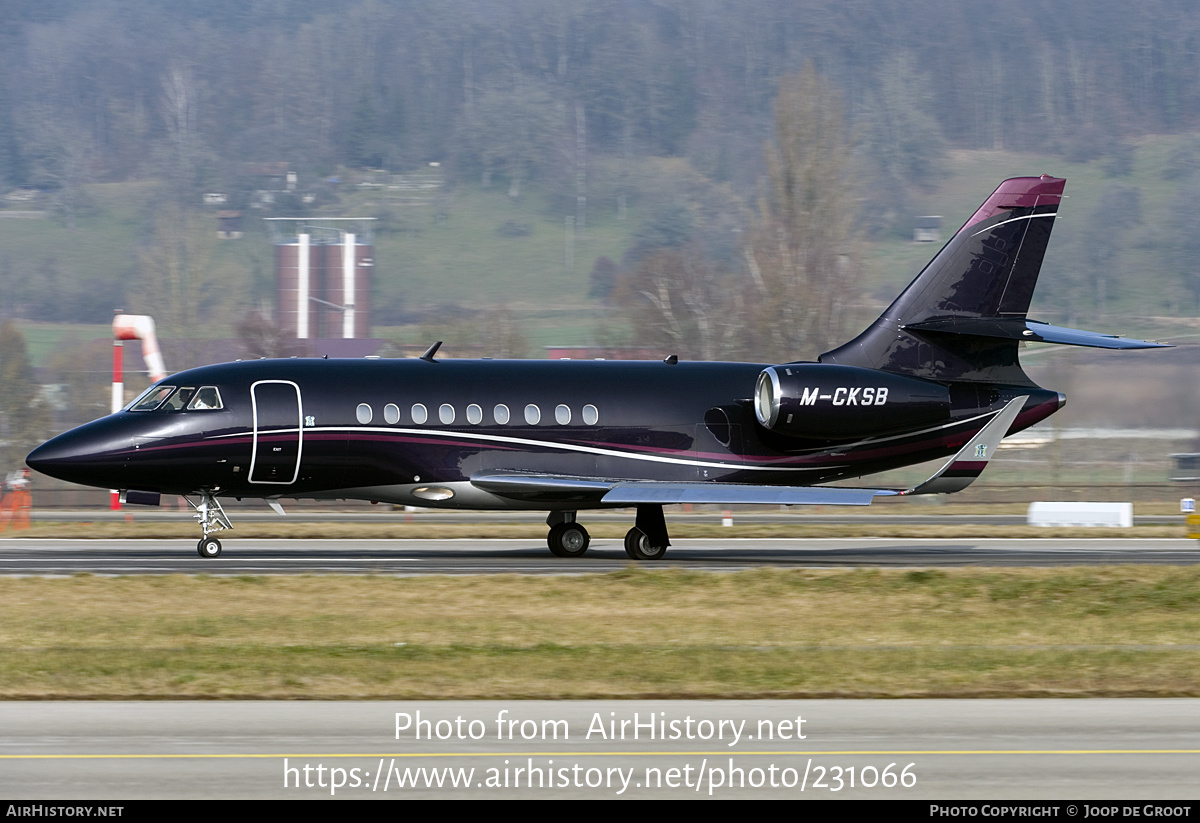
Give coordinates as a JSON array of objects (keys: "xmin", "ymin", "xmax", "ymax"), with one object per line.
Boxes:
[{"xmin": 186, "ymin": 491, "xmax": 233, "ymax": 559}]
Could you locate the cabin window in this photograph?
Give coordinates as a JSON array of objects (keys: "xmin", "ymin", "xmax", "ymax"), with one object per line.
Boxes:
[
  {"xmin": 411, "ymin": 404, "xmax": 428, "ymax": 424},
  {"xmin": 129, "ymin": 386, "xmax": 175, "ymax": 412},
  {"xmin": 384, "ymin": 403, "xmax": 400, "ymax": 424},
  {"xmin": 356, "ymin": 403, "xmax": 373, "ymax": 424},
  {"xmin": 524, "ymin": 404, "xmax": 541, "ymax": 425},
  {"xmin": 555, "ymin": 404, "xmax": 571, "ymax": 425},
  {"xmin": 494, "ymin": 404, "xmax": 510, "ymax": 424},
  {"xmin": 582, "ymin": 404, "xmax": 599, "ymax": 425},
  {"xmin": 439, "ymin": 404, "xmax": 455, "ymax": 424},
  {"xmin": 186, "ymin": 386, "xmax": 223, "ymax": 410},
  {"xmin": 466, "ymin": 404, "xmax": 483, "ymax": 425}
]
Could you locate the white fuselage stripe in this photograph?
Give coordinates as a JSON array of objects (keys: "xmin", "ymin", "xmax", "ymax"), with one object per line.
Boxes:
[{"xmin": 209, "ymin": 410, "xmax": 999, "ymax": 473}]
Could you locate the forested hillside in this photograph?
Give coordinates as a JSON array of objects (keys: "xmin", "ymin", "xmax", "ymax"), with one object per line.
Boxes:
[
  {"xmin": 0, "ymin": 0, "xmax": 1196, "ymax": 351},
  {"xmin": 5, "ymin": 0, "xmax": 1196, "ymax": 190}
]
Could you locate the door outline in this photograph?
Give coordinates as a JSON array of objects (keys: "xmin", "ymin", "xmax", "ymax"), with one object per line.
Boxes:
[{"xmin": 249, "ymin": 380, "xmax": 303, "ymax": 484}]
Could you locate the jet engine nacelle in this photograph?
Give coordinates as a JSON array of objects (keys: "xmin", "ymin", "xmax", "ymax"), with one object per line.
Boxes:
[{"xmin": 754, "ymin": 364, "xmax": 951, "ymax": 440}]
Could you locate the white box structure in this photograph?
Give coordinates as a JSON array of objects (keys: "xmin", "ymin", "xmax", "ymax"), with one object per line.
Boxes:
[{"xmin": 1027, "ymin": 502, "xmax": 1133, "ymax": 528}]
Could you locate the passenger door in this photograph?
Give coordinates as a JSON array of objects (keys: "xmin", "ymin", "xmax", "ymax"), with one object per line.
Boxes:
[{"xmin": 249, "ymin": 380, "xmax": 303, "ymax": 484}]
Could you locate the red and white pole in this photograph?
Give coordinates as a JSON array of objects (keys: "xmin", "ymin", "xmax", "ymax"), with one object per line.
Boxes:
[
  {"xmin": 113, "ymin": 314, "xmax": 166, "ymax": 383},
  {"xmin": 110, "ymin": 312, "xmax": 168, "ymax": 510},
  {"xmin": 111, "ymin": 315, "xmax": 124, "ymax": 510}
]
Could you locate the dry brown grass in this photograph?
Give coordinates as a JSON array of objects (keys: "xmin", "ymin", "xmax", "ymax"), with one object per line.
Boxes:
[{"xmin": 1, "ymin": 567, "xmax": 1199, "ymax": 698}]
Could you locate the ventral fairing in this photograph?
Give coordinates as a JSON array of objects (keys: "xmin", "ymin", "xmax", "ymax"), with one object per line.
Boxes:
[{"xmin": 27, "ymin": 176, "xmax": 1168, "ymax": 559}]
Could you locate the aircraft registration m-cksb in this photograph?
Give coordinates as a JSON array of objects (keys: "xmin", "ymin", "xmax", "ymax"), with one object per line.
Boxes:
[{"xmin": 28, "ymin": 176, "xmax": 1168, "ymax": 559}]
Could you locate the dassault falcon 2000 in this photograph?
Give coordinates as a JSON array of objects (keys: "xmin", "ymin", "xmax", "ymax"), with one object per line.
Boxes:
[{"xmin": 27, "ymin": 176, "xmax": 1168, "ymax": 559}]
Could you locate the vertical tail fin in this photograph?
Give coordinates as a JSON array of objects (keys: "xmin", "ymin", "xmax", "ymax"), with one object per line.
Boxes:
[{"xmin": 821, "ymin": 175, "xmax": 1066, "ymax": 384}]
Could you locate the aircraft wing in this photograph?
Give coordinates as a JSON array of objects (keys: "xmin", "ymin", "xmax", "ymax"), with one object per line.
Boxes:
[
  {"xmin": 472, "ymin": 396, "xmax": 1026, "ymax": 507},
  {"xmin": 603, "ymin": 395, "xmax": 1028, "ymax": 503}
]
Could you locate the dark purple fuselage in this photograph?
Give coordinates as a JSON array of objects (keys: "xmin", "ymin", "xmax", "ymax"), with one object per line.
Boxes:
[{"xmin": 27, "ymin": 357, "xmax": 1061, "ymax": 508}]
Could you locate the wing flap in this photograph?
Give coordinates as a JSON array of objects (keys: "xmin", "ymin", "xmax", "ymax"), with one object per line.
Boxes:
[
  {"xmin": 601, "ymin": 484, "xmax": 889, "ymax": 506},
  {"xmin": 472, "ymin": 473, "xmax": 891, "ymax": 506}
]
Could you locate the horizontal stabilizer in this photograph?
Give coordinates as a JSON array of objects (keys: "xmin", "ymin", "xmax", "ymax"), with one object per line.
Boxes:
[
  {"xmin": 903, "ymin": 317, "xmax": 1170, "ymax": 349},
  {"xmin": 602, "ymin": 484, "xmax": 891, "ymax": 506},
  {"xmin": 902, "ymin": 395, "xmax": 1027, "ymax": 495}
]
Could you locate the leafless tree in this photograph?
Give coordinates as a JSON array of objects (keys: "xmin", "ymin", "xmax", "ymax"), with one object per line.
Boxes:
[
  {"xmin": 613, "ymin": 245, "xmax": 741, "ymax": 361},
  {"xmin": 741, "ymin": 63, "xmax": 862, "ymax": 363},
  {"xmin": 237, "ymin": 310, "xmax": 307, "ymax": 360},
  {"xmin": 133, "ymin": 203, "xmax": 246, "ymax": 367}
]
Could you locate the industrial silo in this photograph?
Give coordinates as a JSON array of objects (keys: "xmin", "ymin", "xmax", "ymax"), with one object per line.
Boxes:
[{"xmin": 265, "ymin": 218, "xmax": 375, "ymax": 339}]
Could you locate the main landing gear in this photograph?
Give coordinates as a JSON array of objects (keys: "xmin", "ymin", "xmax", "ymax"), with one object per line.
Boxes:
[
  {"xmin": 545, "ymin": 505, "xmax": 670, "ymax": 560},
  {"xmin": 624, "ymin": 503, "xmax": 670, "ymax": 560},
  {"xmin": 623, "ymin": 527, "xmax": 667, "ymax": 560},
  {"xmin": 186, "ymin": 490, "xmax": 232, "ymax": 559},
  {"xmin": 546, "ymin": 511, "xmax": 590, "ymax": 557}
]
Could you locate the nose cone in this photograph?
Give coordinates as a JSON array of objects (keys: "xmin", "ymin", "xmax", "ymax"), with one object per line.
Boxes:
[{"xmin": 27, "ymin": 417, "xmax": 131, "ymax": 488}]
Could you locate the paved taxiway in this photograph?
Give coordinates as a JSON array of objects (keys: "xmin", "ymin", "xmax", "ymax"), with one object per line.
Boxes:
[
  {"xmin": 0, "ymin": 537, "xmax": 1198, "ymax": 575},
  {"xmin": 2, "ymin": 700, "xmax": 1198, "ymax": 799},
  {"xmin": 28, "ymin": 509, "xmax": 1188, "ymax": 526}
]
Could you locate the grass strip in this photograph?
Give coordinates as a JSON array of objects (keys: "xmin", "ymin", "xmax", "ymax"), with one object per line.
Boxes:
[{"xmin": 1, "ymin": 567, "xmax": 1199, "ymax": 698}]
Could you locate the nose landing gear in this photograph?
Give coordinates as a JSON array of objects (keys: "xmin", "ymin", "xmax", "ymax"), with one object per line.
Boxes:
[
  {"xmin": 197, "ymin": 536, "xmax": 222, "ymax": 558},
  {"xmin": 186, "ymin": 490, "xmax": 232, "ymax": 558}
]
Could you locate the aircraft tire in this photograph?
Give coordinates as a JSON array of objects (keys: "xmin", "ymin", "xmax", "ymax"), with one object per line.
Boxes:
[
  {"xmin": 197, "ymin": 537, "xmax": 222, "ymax": 559},
  {"xmin": 547, "ymin": 522, "xmax": 589, "ymax": 558},
  {"xmin": 624, "ymin": 527, "xmax": 667, "ymax": 560}
]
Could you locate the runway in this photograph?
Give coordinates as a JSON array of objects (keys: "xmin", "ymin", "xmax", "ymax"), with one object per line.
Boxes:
[
  {"xmin": 26, "ymin": 508, "xmax": 1189, "ymax": 526},
  {"xmin": 2, "ymin": 700, "xmax": 1198, "ymax": 799},
  {"xmin": 4, "ymin": 546, "xmax": 1199, "ymax": 801},
  {"xmin": 1, "ymin": 537, "xmax": 1198, "ymax": 575}
]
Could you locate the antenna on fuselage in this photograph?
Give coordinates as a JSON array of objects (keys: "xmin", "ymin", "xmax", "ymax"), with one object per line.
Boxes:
[{"xmin": 420, "ymin": 341, "xmax": 443, "ymax": 362}]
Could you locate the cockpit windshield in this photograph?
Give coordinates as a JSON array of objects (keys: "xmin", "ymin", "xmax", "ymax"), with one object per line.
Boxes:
[
  {"xmin": 128, "ymin": 385, "xmax": 175, "ymax": 412},
  {"xmin": 127, "ymin": 385, "xmax": 224, "ymax": 412}
]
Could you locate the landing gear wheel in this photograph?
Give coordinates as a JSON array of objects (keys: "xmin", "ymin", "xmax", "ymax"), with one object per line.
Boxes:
[
  {"xmin": 547, "ymin": 522, "xmax": 590, "ymax": 558},
  {"xmin": 197, "ymin": 537, "xmax": 222, "ymax": 558},
  {"xmin": 624, "ymin": 527, "xmax": 667, "ymax": 560}
]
